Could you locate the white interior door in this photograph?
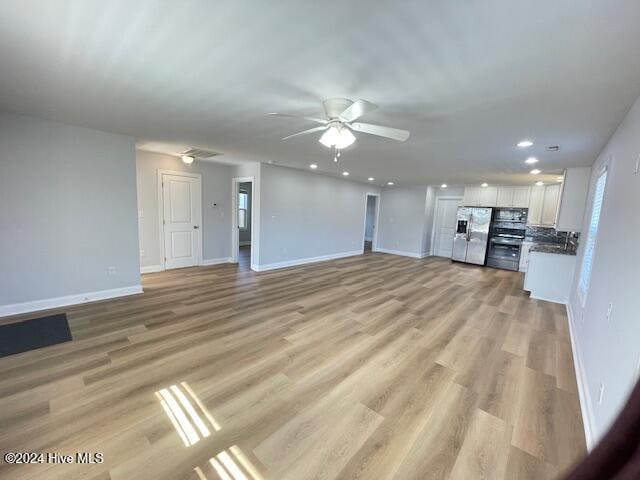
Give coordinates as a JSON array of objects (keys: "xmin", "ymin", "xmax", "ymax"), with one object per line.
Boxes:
[
  {"xmin": 162, "ymin": 174, "xmax": 201, "ymax": 269},
  {"xmin": 433, "ymin": 198, "xmax": 463, "ymax": 257}
]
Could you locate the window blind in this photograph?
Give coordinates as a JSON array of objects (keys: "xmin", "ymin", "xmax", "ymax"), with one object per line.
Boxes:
[{"xmin": 578, "ymin": 169, "xmax": 607, "ymax": 302}]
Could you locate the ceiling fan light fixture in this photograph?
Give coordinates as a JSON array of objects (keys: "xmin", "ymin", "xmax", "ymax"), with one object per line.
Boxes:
[
  {"xmin": 318, "ymin": 125, "xmax": 355, "ymax": 149},
  {"xmin": 335, "ymin": 128, "xmax": 355, "ymax": 149},
  {"xmin": 181, "ymin": 155, "xmax": 195, "ymax": 165},
  {"xmin": 319, "ymin": 126, "xmax": 339, "ymax": 148}
]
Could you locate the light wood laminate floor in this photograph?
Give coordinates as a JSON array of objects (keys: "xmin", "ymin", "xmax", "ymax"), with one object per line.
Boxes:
[{"xmin": 0, "ymin": 253, "xmax": 585, "ymax": 480}]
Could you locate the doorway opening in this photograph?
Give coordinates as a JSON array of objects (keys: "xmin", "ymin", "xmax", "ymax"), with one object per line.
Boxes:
[
  {"xmin": 363, "ymin": 193, "xmax": 380, "ymax": 253},
  {"xmin": 231, "ymin": 176, "xmax": 255, "ymax": 270},
  {"xmin": 431, "ymin": 196, "xmax": 463, "ymax": 258}
]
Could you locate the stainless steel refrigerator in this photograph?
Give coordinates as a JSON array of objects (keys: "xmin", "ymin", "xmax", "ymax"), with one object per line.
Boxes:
[{"xmin": 451, "ymin": 207, "xmax": 493, "ymax": 265}]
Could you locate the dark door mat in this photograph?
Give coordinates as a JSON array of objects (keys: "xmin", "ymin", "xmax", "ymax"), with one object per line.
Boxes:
[{"xmin": 0, "ymin": 313, "xmax": 72, "ymax": 358}]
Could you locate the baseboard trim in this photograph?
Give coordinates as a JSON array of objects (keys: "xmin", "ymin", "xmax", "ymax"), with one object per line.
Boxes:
[
  {"xmin": 0, "ymin": 285, "xmax": 144, "ymax": 318},
  {"xmin": 254, "ymin": 250, "xmax": 362, "ymax": 272},
  {"xmin": 376, "ymin": 247, "xmax": 430, "ymax": 259},
  {"xmin": 202, "ymin": 257, "xmax": 233, "ymax": 266},
  {"xmin": 529, "ymin": 293, "xmax": 568, "ymax": 304},
  {"xmin": 566, "ymin": 302, "xmax": 597, "ymax": 450},
  {"xmin": 140, "ymin": 265, "xmax": 162, "ymax": 274}
]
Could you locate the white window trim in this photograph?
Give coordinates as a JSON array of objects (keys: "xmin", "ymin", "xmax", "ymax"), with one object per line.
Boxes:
[{"xmin": 578, "ymin": 166, "xmax": 607, "ymax": 306}]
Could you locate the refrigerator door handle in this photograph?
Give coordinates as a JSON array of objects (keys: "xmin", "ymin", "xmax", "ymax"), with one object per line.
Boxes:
[{"xmin": 467, "ymin": 215, "xmax": 472, "ymax": 241}]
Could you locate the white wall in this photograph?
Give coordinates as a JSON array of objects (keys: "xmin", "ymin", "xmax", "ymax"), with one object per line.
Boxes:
[
  {"xmin": 421, "ymin": 186, "xmax": 437, "ymax": 255},
  {"xmin": 377, "ymin": 185, "xmax": 429, "ymax": 257},
  {"xmin": 136, "ymin": 150, "xmax": 233, "ymax": 269},
  {"xmin": 257, "ymin": 164, "xmax": 379, "ymax": 268},
  {"xmin": 568, "ymin": 96, "xmax": 640, "ymax": 447},
  {"xmin": 0, "ymin": 112, "xmax": 140, "ymax": 313}
]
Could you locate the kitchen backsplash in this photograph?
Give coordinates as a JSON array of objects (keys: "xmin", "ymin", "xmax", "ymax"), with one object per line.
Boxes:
[{"xmin": 525, "ymin": 226, "xmax": 580, "ymax": 249}]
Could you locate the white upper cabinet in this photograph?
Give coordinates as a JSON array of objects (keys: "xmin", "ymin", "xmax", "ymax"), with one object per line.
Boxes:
[
  {"xmin": 512, "ymin": 186, "xmax": 531, "ymax": 208},
  {"xmin": 527, "ymin": 186, "xmax": 545, "ymax": 225},
  {"xmin": 462, "ymin": 182, "xmax": 563, "ymax": 227},
  {"xmin": 556, "ymin": 167, "xmax": 591, "ymax": 232},
  {"xmin": 463, "ymin": 186, "xmax": 480, "ymax": 206},
  {"xmin": 541, "ymin": 183, "xmax": 562, "ymax": 226},
  {"xmin": 496, "ymin": 186, "xmax": 530, "ymax": 207},
  {"xmin": 496, "ymin": 187, "xmax": 513, "ymax": 207},
  {"xmin": 478, "ymin": 186, "xmax": 498, "ymax": 206}
]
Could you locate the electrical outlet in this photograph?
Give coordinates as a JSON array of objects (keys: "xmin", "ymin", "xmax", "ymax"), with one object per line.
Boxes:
[
  {"xmin": 598, "ymin": 383, "xmax": 605, "ymax": 405},
  {"xmin": 107, "ymin": 266, "xmax": 117, "ymax": 275},
  {"xmin": 606, "ymin": 302, "xmax": 613, "ymax": 322}
]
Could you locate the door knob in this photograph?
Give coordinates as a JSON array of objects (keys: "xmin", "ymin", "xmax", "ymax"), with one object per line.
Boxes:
[{"xmin": 193, "ymin": 225, "xmax": 200, "ymax": 229}]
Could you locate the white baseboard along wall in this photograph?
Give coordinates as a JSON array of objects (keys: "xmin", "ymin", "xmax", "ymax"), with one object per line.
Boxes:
[
  {"xmin": 566, "ymin": 303, "xmax": 597, "ymax": 451},
  {"xmin": 0, "ymin": 285, "xmax": 143, "ymax": 318}
]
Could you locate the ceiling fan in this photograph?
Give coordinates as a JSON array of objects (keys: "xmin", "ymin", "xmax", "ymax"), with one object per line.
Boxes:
[{"xmin": 269, "ymin": 98, "xmax": 410, "ymax": 149}]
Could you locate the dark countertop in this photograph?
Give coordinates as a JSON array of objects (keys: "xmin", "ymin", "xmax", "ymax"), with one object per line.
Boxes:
[{"xmin": 529, "ymin": 243, "xmax": 577, "ymax": 256}]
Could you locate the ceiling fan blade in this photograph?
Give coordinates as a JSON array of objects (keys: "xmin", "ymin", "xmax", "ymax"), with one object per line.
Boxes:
[
  {"xmin": 349, "ymin": 122, "xmax": 410, "ymax": 142},
  {"xmin": 268, "ymin": 112, "xmax": 327, "ymax": 124},
  {"xmin": 338, "ymin": 99, "xmax": 377, "ymax": 123},
  {"xmin": 281, "ymin": 125, "xmax": 327, "ymax": 140}
]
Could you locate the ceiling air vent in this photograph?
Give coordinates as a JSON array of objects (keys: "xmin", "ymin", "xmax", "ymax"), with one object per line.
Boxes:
[
  {"xmin": 181, "ymin": 148, "xmax": 220, "ymax": 159},
  {"xmin": 546, "ymin": 145, "xmax": 560, "ymax": 152}
]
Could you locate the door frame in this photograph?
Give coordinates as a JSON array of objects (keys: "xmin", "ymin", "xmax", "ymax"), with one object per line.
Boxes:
[
  {"xmin": 231, "ymin": 176, "xmax": 256, "ymax": 267},
  {"xmin": 430, "ymin": 195, "xmax": 463, "ymax": 257},
  {"xmin": 362, "ymin": 192, "xmax": 381, "ymax": 252},
  {"xmin": 157, "ymin": 169, "xmax": 203, "ymax": 271}
]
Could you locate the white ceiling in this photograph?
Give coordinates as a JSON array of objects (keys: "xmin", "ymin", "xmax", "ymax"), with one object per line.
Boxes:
[{"xmin": 1, "ymin": 0, "xmax": 640, "ymax": 187}]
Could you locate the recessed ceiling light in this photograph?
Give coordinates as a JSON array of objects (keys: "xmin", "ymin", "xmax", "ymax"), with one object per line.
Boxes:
[
  {"xmin": 525, "ymin": 157, "xmax": 539, "ymax": 164},
  {"xmin": 181, "ymin": 155, "xmax": 195, "ymax": 165},
  {"xmin": 342, "ymin": 171, "xmax": 349, "ymax": 176},
  {"xmin": 387, "ymin": 181, "xmax": 394, "ymax": 186},
  {"xmin": 530, "ymin": 169, "xmax": 541, "ymax": 175},
  {"xmin": 368, "ymin": 177, "xmax": 375, "ymax": 181},
  {"xmin": 517, "ymin": 140, "xmax": 534, "ymax": 148},
  {"xmin": 440, "ymin": 183, "xmax": 447, "ymax": 188},
  {"xmin": 481, "ymin": 182, "xmax": 488, "ymax": 187},
  {"xmin": 309, "ymin": 164, "xmax": 318, "ymax": 169},
  {"xmin": 535, "ymin": 181, "xmax": 544, "ymax": 186}
]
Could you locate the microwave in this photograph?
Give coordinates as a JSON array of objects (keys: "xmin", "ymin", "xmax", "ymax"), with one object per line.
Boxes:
[{"xmin": 493, "ymin": 208, "xmax": 528, "ymax": 223}]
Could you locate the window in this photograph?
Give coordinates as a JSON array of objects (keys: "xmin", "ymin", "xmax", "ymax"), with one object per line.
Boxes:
[
  {"xmin": 238, "ymin": 191, "xmax": 248, "ymax": 230},
  {"xmin": 578, "ymin": 168, "xmax": 607, "ymax": 304}
]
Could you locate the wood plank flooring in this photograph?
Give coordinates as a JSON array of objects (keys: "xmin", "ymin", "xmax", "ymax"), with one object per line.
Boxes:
[{"xmin": 0, "ymin": 251, "xmax": 586, "ymax": 480}]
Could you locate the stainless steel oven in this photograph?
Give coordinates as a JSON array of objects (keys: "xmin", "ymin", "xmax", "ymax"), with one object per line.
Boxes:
[{"xmin": 486, "ymin": 225, "xmax": 525, "ymax": 271}]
